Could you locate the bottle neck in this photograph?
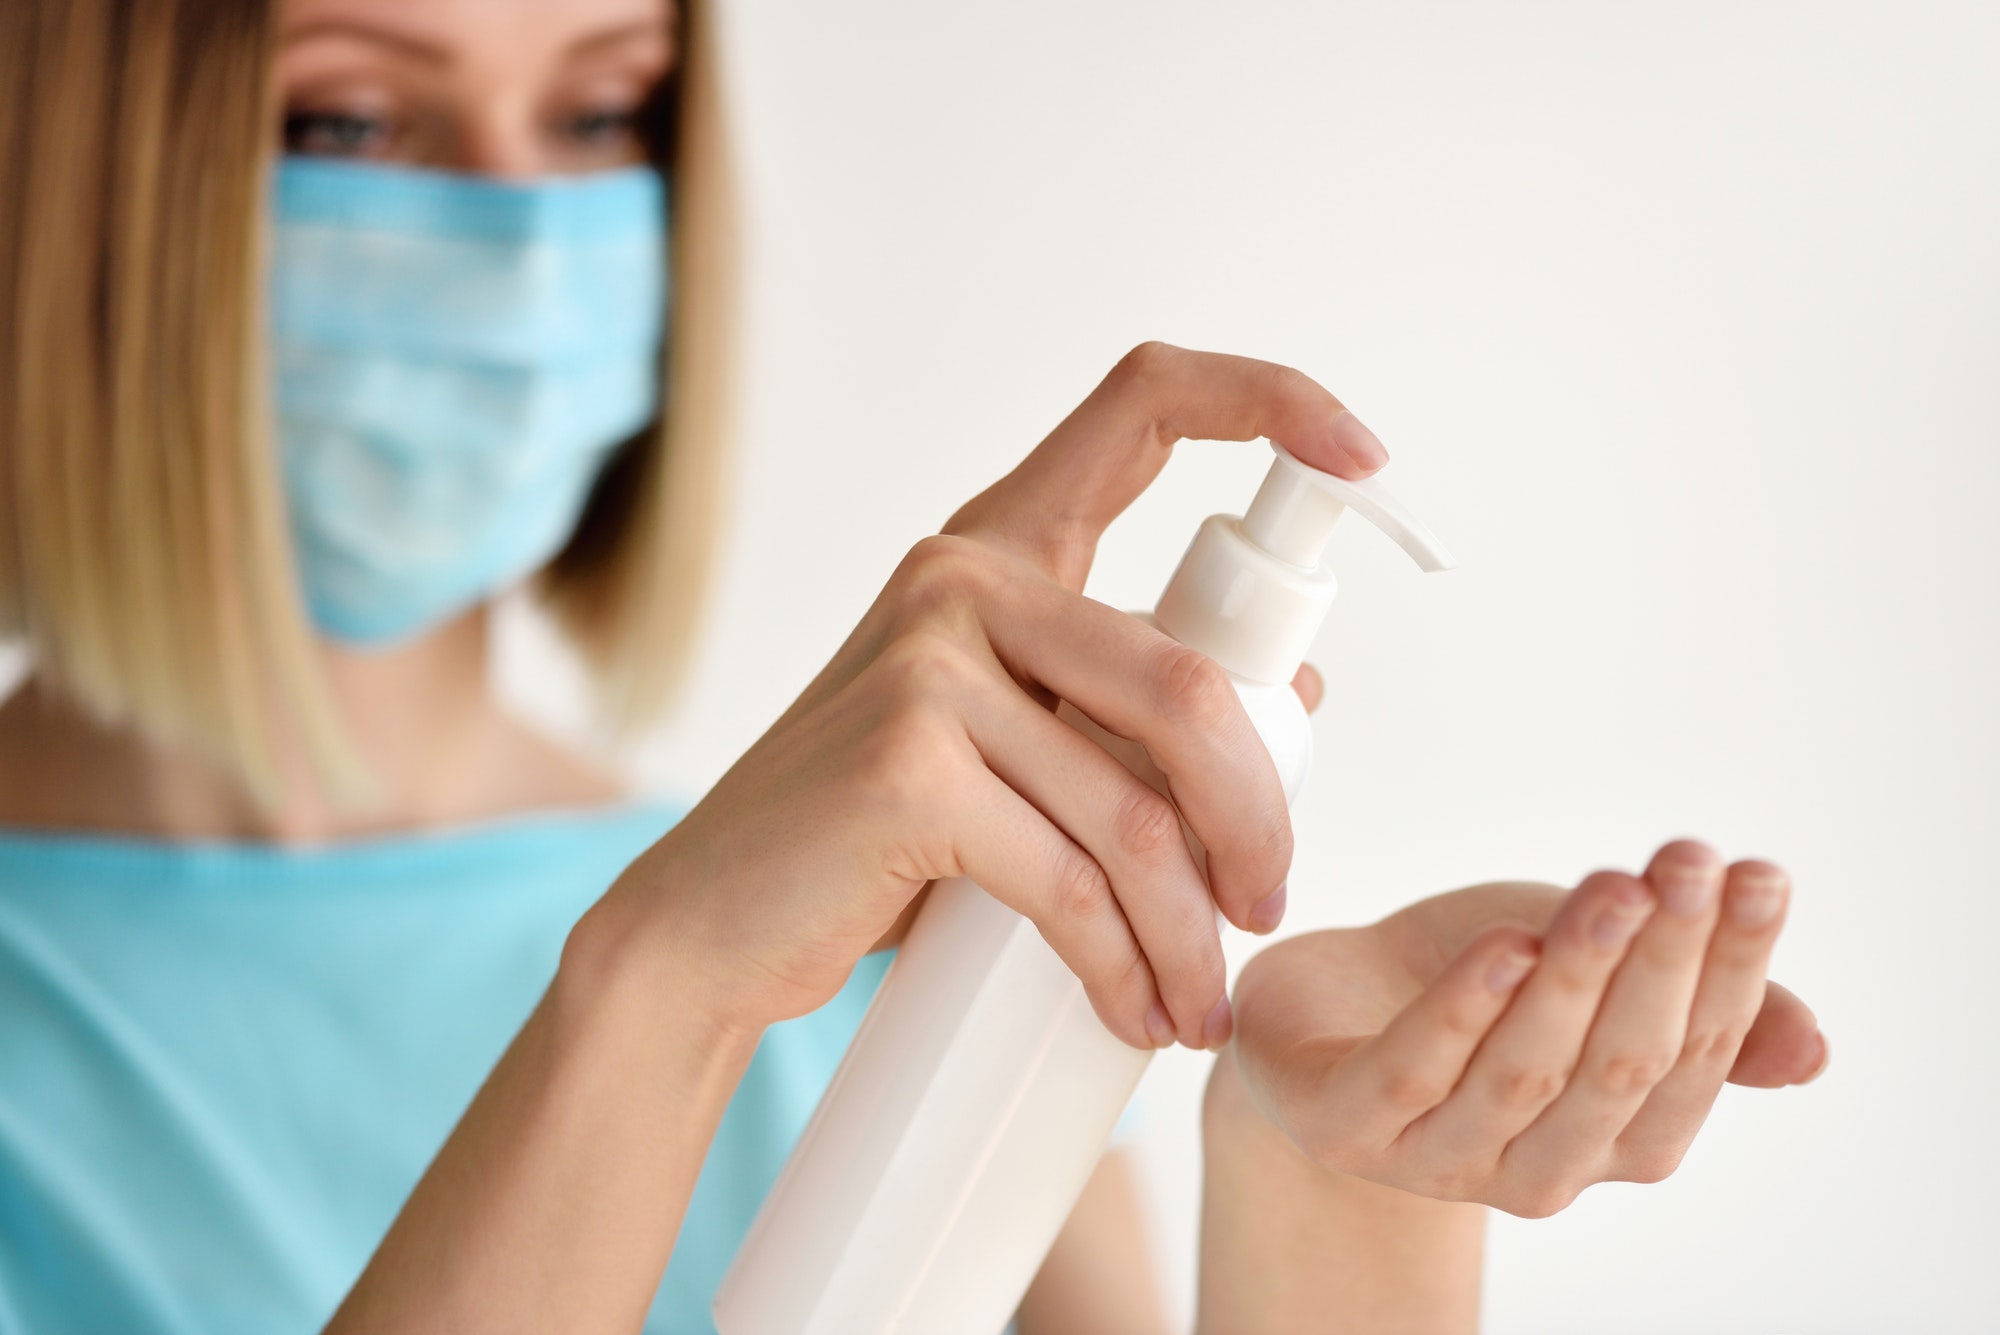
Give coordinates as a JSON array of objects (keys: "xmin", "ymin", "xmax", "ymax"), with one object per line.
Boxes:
[
  {"xmin": 1242, "ymin": 463, "xmax": 1347, "ymax": 568},
  {"xmin": 1153, "ymin": 515, "xmax": 1337, "ymax": 686}
]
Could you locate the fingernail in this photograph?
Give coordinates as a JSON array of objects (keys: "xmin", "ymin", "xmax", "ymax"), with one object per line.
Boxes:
[
  {"xmin": 1201, "ymin": 996, "xmax": 1234, "ymax": 1050},
  {"xmin": 1727, "ymin": 867, "xmax": 1789, "ymax": 928},
  {"xmin": 1249, "ymin": 883, "xmax": 1288, "ymax": 934},
  {"xmin": 1328, "ymin": 409, "xmax": 1388, "ymax": 472},
  {"xmin": 1592, "ymin": 892, "xmax": 1652, "ymax": 949},
  {"xmin": 1801, "ymin": 1030, "xmax": 1831, "ymax": 1084},
  {"xmin": 1486, "ymin": 948, "xmax": 1536, "ymax": 992},
  {"xmin": 1657, "ymin": 862, "xmax": 1721, "ymax": 918},
  {"xmin": 1145, "ymin": 1002, "xmax": 1177, "ymax": 1049}
]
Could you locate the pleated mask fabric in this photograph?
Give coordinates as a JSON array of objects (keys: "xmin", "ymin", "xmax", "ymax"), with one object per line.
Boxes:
[{"xmin": 269, "ymin": 158, "xmax": 668, "ymax": 645}]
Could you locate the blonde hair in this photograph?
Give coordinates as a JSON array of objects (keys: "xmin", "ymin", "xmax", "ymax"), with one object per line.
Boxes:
[{"xmin": 0, "ymin": 0, "xmax": 737, "ymax": 799}]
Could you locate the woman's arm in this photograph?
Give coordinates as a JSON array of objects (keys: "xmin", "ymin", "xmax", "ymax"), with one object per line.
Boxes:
[
  {"xmin": 1016, "ymin": 1150, "xmax": 1175, "ymax": 1335},
  {"xmin": 325, "ymin": 345, "xmax": 1388, "ymax": 1331},
  {"xmin": 1019, "ymin": 1081, "xmax": 1483, "ymax": 1335},
  {"xmin": 1198, "ymin": 1047, "xmax": 1483, "ymax": 1335},
  {"xmin": 324, "ymin": 887, "xmax": 759, "ymax": 1334}
]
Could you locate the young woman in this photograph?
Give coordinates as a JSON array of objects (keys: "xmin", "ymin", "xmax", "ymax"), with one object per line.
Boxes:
[{"xmin": 0, "ymin": 0, "xmax": 1829, "ymax": 1331}]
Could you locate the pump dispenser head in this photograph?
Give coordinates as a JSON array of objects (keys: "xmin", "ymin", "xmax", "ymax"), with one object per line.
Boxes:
[{"xmin": 1153, "ymin": 442, "xmax": 1455, "ymax": 685}]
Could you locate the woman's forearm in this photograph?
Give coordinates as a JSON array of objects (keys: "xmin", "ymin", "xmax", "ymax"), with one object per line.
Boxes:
[
  {"xmin": 1196, "ymin": 1047, "xmax": 1484, "ymax": 1335},
  {"xmin": 325, "ymin": 877, "xmax": 761, "ymax": 1334}
]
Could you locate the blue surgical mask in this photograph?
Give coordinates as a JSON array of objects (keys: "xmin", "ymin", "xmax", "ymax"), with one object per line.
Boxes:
[{"xmin": 270, "ymin": 157, "xmax": 668, "ymax": 646}]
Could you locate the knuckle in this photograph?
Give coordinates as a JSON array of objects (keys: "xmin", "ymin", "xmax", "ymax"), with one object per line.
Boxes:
[
  {"xmin": 1541, "ymin": 959, "xmax": 1608, "ymax": 1002},
  {"xmin": 1246, "ymin": 802, "xmax": 1294, "ymax": 879},
  {"xmin": 1570, "ymin": 874, "xmax": 1648, "ymax": 938},
  {"xmin": 1487, "ymin": 1063, "xmax": 1569, "ymax": 1111},
  {"xmin": 1110, "ymin": 945, "xmax": 1154, "ymax": 998},
  {"xmin": 1437, "ymin": 995, "xmax": 1494, "ymax": 1041},
  {"xmin": 1585, "ymin": 1051, "xmax": 1677, "ymax": 1099},
  {"xmin": 1084, "ymin": 955, "xmax": 1155, "ymax": 1032},
  {"xmin": 1113, "ymin": 339, "xmax": 1178, "ymax": 386},
  {"xmin": 1110, "ymin": 787, "xmax": 1185, "ymax": 870},
  {"xmin": 1258, "ymin": 359, "xmax": 1318, "ymax": 405},
  {"xmin": 1150, "ymin": 645, "xmax": 1237, "ymax": 732},
  {"xmin": 1379, "ymin": 1066, "xmax": 1452, "ymax": 1112},
  {"xmin": 874, "ymin": 628, "xmax": 978, "ymax": 704},
  {"xmin": 1681, "ymin": 1021, "xmax": 1750, "ymax": 1067},
  {"xmin": 1048, "ymin": 850, "xmax": 1113, "ymax": 924},
  {"xmin": 889, "ymin": 533, "xmax": 995, "ymax": 620},
  {"xmin": 854, "ymin": 706, "xmax": 957, "ymax": 816}
]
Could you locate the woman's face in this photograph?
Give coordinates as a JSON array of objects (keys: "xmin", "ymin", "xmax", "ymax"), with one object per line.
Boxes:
[{"xmin": 273, "ymin": 0, "xmax": 678, "ymax": 177}]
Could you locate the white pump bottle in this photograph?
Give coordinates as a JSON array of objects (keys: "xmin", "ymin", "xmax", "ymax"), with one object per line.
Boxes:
[{"xmin": 713, "ymin": 443, "xmax": 1455, "ymax": 1335}]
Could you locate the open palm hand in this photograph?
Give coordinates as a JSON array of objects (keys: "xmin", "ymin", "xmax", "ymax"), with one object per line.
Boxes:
[{"xmin": 1227, "ymin": 841, "xmax": 1826, "ymax": 1217}]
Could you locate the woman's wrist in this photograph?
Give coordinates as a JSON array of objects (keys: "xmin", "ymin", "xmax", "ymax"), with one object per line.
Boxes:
[
  {"xmin": 1197, "ymin": 1046, "xmax": 1484, "ymax": 1335},
  {"xmin": 1199, "ymin": 1041, "xmax": 1313, "ymax": 1181},
  {"xmin": 560, "ymin": 835, "xmax": 768, "ymax": 1059},
  {"xmin": 329, "ymin": 843, "xmax": 764, "ymax": 1333}
]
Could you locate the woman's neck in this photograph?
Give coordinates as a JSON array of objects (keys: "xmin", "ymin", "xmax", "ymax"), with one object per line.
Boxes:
[{"xmin": 0, "ymin": 610, "xmax": 625, "ymax": 845}]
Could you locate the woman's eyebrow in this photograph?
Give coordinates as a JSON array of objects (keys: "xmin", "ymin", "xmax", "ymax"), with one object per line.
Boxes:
[
  {"xmin": 565, "ymin": 20, "xmax": 674, "ymax": 62},
  {"xmin": 279, "ymin": 18, "xmax": 670, "ymax": 66},
  {"xmin": 279, "ymin": 20, "xmax": 449, "ymax": 65}
]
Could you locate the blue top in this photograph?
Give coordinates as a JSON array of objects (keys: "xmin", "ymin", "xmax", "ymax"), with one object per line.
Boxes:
[{"xmin": 0, "ymin": 804, "xmax": 892, "ymax": 1334}]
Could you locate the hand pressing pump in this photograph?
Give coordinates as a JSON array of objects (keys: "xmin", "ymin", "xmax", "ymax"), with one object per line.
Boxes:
[{"xmin": 713, "ymin": 442, "xmax": 1456, "ymax": 1335}]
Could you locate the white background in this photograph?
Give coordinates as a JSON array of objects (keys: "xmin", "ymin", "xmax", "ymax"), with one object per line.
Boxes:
[
  {"xmin": 544, "ymin": 2, "xmax": 1996, "ymax": 1331},
  {"xmin": 9, "ymin": 0, "xmax": 1988, "ymax": 1330}
]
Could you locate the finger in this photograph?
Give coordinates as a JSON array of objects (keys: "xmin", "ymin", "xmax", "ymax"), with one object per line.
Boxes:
[
  {"xmin": 945, "ymin": 760, "xmax": 1172, "ymax": 1051},
  {"xmin": 944, "ymin": 343, "xmax": 1388, "ymax": 587},
  {"xmin": 1410, "ymin": 871, "xmax": 1657, "ymax": 1163},
  {"xmin": 977, "ymin": 576, "xmax": 1292, "ymax": 932},
  {"xmin": 1730, "ymin": 980, "xmax": 1827, "ymax": 1088},
  {"xmin": 1605, "ymin": 861, "xmax": 1793, "ymax": 1177},
  {"xmin": 1288, "ymin": 927, "xmax": 1540, "ymax": 1159},
  {"xmin": 1291, "ymin": 662, "xmax": 1324, "ymax": 714},
  {"xmin": 963, "ymin": 669, "xmax": 1229, "ymax": 1049},
  {"xmin": 1497, "ymin": 842, "xmax": 1730, "ymax": 1183}
]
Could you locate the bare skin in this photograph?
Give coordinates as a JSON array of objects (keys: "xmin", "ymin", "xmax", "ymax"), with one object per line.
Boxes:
[
  {"xmin": 1201, "ymin": 851, "xmax": 1827, "ymax": 1334},
  {"xmin": 0, "ymin": 3, "xmax": 1183, "ymax": 1326},
  {"xmin": 310, "ymin": 339, "xmax": 1824, "ymax": 1333},
  {"xmin": 0, "ymin": 0, "xmax": 674, "ymax": 840},
  {"xmin": 0, "ymin": 610, "xmax": 619, "ymax": 843},
  {"xmin": 0, "ymin": 2, "xmax": 1829, "ymax": 1332}
]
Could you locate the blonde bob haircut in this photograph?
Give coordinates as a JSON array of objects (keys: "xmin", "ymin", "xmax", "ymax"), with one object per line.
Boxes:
[{"xmin": 0, "ymin": 0, "xmax": 737, "ymax": 800}]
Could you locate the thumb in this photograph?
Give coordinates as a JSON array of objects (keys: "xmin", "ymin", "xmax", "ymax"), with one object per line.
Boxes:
[
  {"xmin": 944, "ymin": 342, "xmax": 1388, "ymax": 588},
  {"xmin": 1727, "ymin": 980, "xmax": 1828, "ymax": 1088}
]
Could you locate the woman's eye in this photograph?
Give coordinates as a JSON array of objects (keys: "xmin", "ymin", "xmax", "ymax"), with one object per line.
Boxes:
[
  {"xmin": 561, "ymin": 107, "xmax": 640, "ymax": 148},
  {"xmin": 283, "ymin": 110, "xmax": 395, "ymax": 158}
]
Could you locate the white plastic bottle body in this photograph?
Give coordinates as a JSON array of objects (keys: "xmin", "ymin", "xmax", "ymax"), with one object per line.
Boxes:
[
  {"xmin": 716, "ymin": 444, "xmax": 1454, "ymax": 1335},
  {"xmin": 713, "ymin": 671, "xmax": 1310, "ymax": 1335}
]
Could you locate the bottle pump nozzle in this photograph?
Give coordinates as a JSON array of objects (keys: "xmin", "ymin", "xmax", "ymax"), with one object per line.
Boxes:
[{"xmin": 1153, "ymin": 442, "xmax": 1455, "ymax": 686}]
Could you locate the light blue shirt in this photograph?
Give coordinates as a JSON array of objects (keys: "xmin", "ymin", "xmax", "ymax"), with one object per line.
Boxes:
[{"xmin": 0, "ymin": 804, "xmax": 892, "ymax": 1334}]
